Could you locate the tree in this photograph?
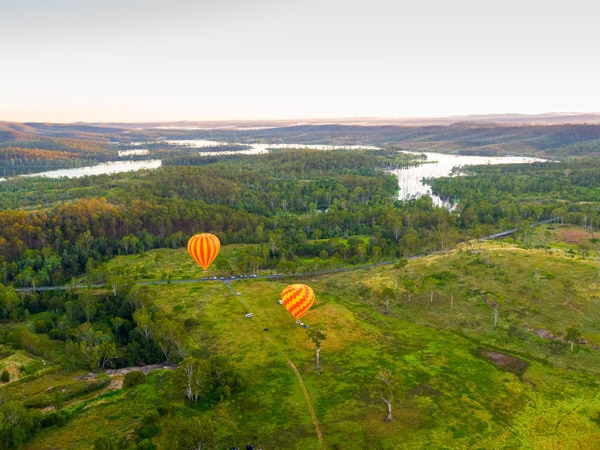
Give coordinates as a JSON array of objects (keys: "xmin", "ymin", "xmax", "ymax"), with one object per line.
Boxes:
[
  {"xmin": 401, "ymin": 278, "xmax": 416, "ymax": 302},
  {"xmin": 0, "ymin": 285, "xmax": 20, "ymax": 320},
  {"xmin": 214, "ymin": 257, "xmax": 233, "ymax": 276},
  {"xmin": 175, "ymin": 416, "xmax": 216, "ymax": 450},
  {"xmin": 98, "ymin": 341, "xmax": 120, "ymax": 369},
  {"xmin": 562, "ymin": 279, "xmax": 575, "ymax": 306},
  {"xmin": 133, "ymin": 309, "xmax": 153, "ymax": 341},
  {"xmin": 379, "ymin": 287, "xmax": 397, "ymax": 315},
  {"xmin": 176, "ymin": 357, "xmax": 210, "ymax": 403},
  {"xmin": 154, "ymin": 318, "xmax": 188, "ymax": 362},
  {"xmin": 376, "ymin": 368, "xmax": 396, "ymax": 422},
  {"xmin": 0, "ymin": 401, "xmax": 34, "ymax": 450},
  {"xmin": 565, "ymin": 327, "xmax": 581, "ymax": 351},
  {"xmin": 306, "ymin": 328, "xmax": 326, "ymax": 372}
]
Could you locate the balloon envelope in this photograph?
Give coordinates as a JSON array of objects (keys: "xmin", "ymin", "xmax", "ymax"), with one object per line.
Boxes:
[
  {"xmin": 188, "ymin": 233, "xmax": 221, "ymax": 271},
  {"xmin": 281, "ymin": 284, "xmax": 315, "ymax": 320}
]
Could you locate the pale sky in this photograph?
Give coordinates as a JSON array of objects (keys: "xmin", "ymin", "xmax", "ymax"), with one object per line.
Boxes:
[{"xmin": 1, "ymin": 0, "xmax": 598, "ymax": 123}]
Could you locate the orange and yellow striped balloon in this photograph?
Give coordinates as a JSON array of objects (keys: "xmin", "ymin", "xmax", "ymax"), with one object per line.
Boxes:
[
  {"xmin": 187, "ymin": 233, "xmax": 221, "ymax": 271},
  {"xmin": 281, "ymin": 284, "xmax": 315, "ymax": 320}
]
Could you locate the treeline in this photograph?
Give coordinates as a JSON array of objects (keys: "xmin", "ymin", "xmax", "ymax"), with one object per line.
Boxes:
[{"xmin": 0, "ymin": 137, "xmax": 116, "ymax": 176}]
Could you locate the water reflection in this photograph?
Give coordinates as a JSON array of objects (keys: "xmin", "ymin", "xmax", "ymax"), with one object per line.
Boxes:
[
  {"xmin": 390, "ymin": 152, "xmax": 546, "ymax": 208},
  {"xmin": 20, "ymin": 160, "xmax": 162, "ymax": 179},
  {"xmin": 118, "ymin": 149, "xmax": 150, "ymax": 156},
  {"xmin": 163, "ymin": 140, "xmax": 380, "ymax": 156}
]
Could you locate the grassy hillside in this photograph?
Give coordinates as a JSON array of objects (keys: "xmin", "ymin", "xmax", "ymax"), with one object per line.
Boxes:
[{"xmin": 3, "ymin": 226, "xmax": 600, "ymax": 449}]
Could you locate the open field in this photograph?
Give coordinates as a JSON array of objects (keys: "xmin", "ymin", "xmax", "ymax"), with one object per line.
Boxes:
[{"xmin": 1, "ymin": 231, "xmax": 598, "ymax": 449}]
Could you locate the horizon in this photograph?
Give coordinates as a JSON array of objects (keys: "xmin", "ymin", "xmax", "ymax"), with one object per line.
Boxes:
[
  {"xmin": 4, "ymin": 112, "xmax": 600, "ymax": 127},
  {"xmin": 2, "ymin": 0, "xmax": 599, "ymax": 123}
]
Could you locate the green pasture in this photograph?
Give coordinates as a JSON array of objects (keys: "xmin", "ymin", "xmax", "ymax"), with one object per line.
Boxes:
[{"xmin": 16, "ymin": 236, "xmax": 600, "ymax": 448}]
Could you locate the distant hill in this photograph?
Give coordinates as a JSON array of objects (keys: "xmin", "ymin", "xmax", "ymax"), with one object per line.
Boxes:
[{"xmin": 2, "ymin": 114, "xmax": 600, "ymax": 158}]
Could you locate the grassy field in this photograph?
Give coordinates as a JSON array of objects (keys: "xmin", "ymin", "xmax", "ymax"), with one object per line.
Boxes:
[{"xmin": 4, "ymin": 226, "xmax": 600, "ymax": 448}]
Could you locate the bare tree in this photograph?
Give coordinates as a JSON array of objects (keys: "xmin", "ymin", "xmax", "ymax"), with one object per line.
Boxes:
[
  {"xmin": 376, "ymin": 368, "xmax": 396, "ymax": 422},
  {"xmin": 306, "ymin": 328, "xmax": 326, "ymax": 372}
]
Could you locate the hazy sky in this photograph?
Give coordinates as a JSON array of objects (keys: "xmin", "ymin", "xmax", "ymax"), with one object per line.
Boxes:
[{"xmin": 1, "ymin": 0, "xmax": 598, "ymax": 122}]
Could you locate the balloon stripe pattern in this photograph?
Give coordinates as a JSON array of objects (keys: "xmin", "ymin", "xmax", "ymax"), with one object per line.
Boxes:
[
  {"xmin": 188, "ymin": 233, "xmax": 221, "ymax": 271},
  {"xmin": 281, "ymin": 284, "xmax": 315, "ymax": 320}
]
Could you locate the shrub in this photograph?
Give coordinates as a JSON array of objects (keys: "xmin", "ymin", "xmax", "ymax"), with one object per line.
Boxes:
[
  {"xmin": 41, "ymin": 411, "xmax": 69, "ymax": 428},
  {"xmin": 184, "ymin": 317, "xmax": 199, "ymax": 331},
  {"xmin": 1, "ymin": 369, "xmax": 9, "ymax": 382},
  {"xmin": 123, "ymin": 370, "xmax": 146, "ymax": 388},
  {"xmin": 136, "ymin": 409, "xmax": 161, "ymax": 440},
  {"xmin": 48, "ymin": 329, "xmax": 68, "ymax": 341}
]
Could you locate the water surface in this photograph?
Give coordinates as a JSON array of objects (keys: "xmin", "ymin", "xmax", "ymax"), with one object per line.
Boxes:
[{"xmin": 390, "ymin": 152, "xmax": 546, "ymax": 207}]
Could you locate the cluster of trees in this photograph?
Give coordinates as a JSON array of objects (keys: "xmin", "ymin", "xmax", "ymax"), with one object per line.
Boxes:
[
  {"xmin": 0, "ymin": 280, "xmax": 246, "ymax": 449},
  {"xmin": 2, "ymin": 150, "xmax": 600, "ymax": 289},
  {"xmin": 0, "ymin": 150, "xmax": 458, "ymax": 286},
  {"xmin": 2, "ymin": 281, "xmax": 192, "ymax": 370},
  {"xmin": 431, "ymin": 158, "xmax": 600, "ymax": 232},
  {"xmin": 0, "ymin": 136, "xmax": 119, "ymax": 176}
]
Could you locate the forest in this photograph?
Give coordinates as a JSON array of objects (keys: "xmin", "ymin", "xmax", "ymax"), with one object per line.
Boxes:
[{"xmin": 1, "ymin": 121, "xmax": 600, "ymax": 449}]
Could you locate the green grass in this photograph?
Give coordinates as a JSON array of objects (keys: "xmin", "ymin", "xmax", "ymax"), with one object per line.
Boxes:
[{"xmin": 14, "ymin": 234, "xmax": 600, "ymax": 448}]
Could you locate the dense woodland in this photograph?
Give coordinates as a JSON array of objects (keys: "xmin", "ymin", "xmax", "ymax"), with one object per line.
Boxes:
[
  {"xmin": 2, "ymin": 150, "xmax": 600, "ymax": 291},
  {"xmin": 1, "ymin": 121, "xmax": 600, "ymax": 448}
]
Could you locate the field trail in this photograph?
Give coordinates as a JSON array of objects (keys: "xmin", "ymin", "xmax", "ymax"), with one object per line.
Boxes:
[
  {"xmin": 223, "ymin": 280, "xmax": 326, "ymax": 450},
  {"xmin": 287, "ymin": 359, "xmax": 326, "ymax": 450}
]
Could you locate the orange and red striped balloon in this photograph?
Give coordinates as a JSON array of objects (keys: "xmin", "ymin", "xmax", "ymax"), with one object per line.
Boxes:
[
  {"xmin": 281, "ymin": 284, "xmax": 315, "ymax": 320},
  {"xmin": 187, "ymin": 233, "xmax": 221, "ymax": 271}
]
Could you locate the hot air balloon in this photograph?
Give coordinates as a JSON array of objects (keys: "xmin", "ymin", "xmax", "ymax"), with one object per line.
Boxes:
[
  {"xmin": 281, "ymin": 284, "xmax": 315, "ymax": 320},
  {"xmin": 188, "ymin": 233, "xmax": 221, "ymax": 271}
]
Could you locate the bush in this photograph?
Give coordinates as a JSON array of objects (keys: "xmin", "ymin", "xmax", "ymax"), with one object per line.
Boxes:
[
  {"xmin": 157, "ymin": 404, "xmax": 175, "ymax": 417},
  {"xmin": 41, "ymin": 411, "xmax": 69, "ymax": 428},
  {"xmin": 184, "ymin": 317, "xmax": 199, "ymax": 331},
  {"xmin": 136, "ymin": 409, "xmax": 161, "ymax": 440},
  {"xmin": 48, "ymin": 329, "xmax": 68, "ymax": 341},
  {"xmin": 1, "ymin": 369, "xmax": 9, "ymax": 382},
  {"xmin": 123, "ymin": 370, "xmax": 146, "ymax": 388}
]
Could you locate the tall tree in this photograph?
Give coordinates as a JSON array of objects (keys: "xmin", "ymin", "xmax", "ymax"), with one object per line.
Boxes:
[
  {"xmin": 306, "ymin": 328, "xmax": 326, "ymax": 372},
  {"xmin": 176, "ymin": 357, "xmax": 210, "ymax": 403},
  {"xmin": 376, "ymin": 368, "xmax": 396, "ymax": 423},
  {"xmin": 379, "ymin": 287, "xmax": 397, "ymax": 315}
]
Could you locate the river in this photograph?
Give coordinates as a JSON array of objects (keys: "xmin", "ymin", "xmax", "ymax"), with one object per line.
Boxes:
[
  {"xmin": 0, "ymin": 143, "xmax": 544, "ymax": 207},
  {"xmin": 389, "ymin": 152, "xmax": 546, "ymax": 208}
]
